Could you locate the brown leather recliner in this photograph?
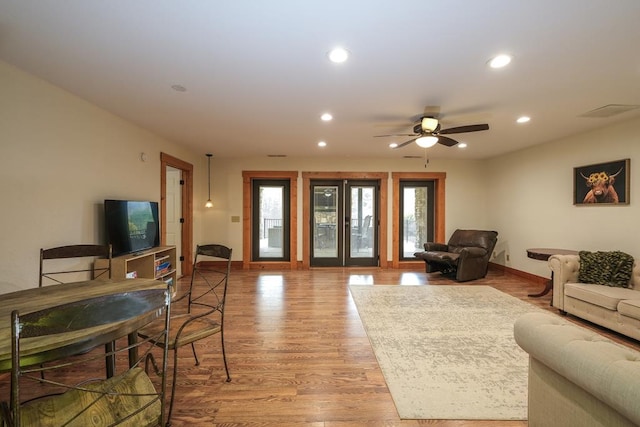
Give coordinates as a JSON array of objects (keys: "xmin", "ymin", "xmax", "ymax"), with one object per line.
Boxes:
[{"xmin": 414, "ymin": 229, "xmax": 498, "ymax": 282}]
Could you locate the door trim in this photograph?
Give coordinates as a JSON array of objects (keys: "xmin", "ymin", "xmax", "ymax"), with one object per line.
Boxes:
[
  {"xmin": 302, "ymin": 172, "xmax": 388, "ymax": 269},
  {"xmin": 160, "ymin": 152, "xmax": 193, "ymax": 277}
]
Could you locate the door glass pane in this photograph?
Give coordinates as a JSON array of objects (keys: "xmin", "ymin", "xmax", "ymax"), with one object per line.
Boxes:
[
  {"xmin": 313, "ymin": 186, "xmax": 338, "ymax": 258},
  {"xmin": 350, "ymin": 186, "xmax": 374, "ymax": 258},
  {"xmin": 403, "ymin": 186, "xmax": 429, "ymax": 258},
  {"xmin": 259, "ymin": 186, "xmax": 283, "ymax": 258}
]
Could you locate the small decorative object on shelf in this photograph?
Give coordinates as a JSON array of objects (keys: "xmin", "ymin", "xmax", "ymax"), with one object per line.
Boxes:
[{"xmin": 155, "ymin": 261, "xmax": 171, "ymax": 278}]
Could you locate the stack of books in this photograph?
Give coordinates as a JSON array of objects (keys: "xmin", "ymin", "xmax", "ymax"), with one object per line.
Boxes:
[{"xmin": 155, "ymin": 261, "xmax": 171, "ymax": 277}]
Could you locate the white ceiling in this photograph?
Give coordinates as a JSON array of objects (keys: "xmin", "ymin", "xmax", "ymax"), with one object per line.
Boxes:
[{"xmin": 1, "ymin": 1, "xmax": 639, "ymax": 159}]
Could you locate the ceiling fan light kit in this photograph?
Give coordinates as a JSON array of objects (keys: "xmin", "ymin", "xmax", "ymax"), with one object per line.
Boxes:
[{"xmin": 415, "ymin": 135, "xmax": 439, "ymax": 148}]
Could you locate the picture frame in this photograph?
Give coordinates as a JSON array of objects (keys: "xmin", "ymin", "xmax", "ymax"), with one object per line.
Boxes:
[{"xmin": 573, "ymin": 158, "xmax": 630, "ymax": 205}]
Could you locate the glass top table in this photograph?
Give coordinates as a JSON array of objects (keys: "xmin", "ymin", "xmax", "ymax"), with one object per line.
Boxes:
[{"xmin": 0, "ymin": 277, "xmax": 167, "ymax": 372}]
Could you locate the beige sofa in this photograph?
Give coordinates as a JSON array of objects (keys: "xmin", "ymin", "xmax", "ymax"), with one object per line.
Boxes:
[
  {"xmin": 549, "ymin": 253, "xmax": 640, "ymax": 341},
  {"xmin": 514, "ymin": 312, "xmax": 640, "ymax": 427}
]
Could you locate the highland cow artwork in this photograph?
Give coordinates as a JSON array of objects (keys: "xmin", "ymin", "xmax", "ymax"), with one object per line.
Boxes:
[{"xmin": 574, "ymin": 159, "xmax": 630, "ymax": 205}]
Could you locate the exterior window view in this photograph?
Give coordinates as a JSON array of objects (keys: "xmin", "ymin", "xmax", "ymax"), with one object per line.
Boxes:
[
  {"xmin": 259, "ymin": 186, "xmax": 284, "ymax": 258},
  {"xmin": 349, "ymin": 186, "xmax": 374, "ymax": 258},
  {"xmin": 402, "ymin": 186, "xmax": 429, "ymax": 258}
]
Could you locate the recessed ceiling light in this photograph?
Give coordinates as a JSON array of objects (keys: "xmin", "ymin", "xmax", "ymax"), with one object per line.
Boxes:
[
  {"xmin": 171, "ymin": 84, "xmax": 187, "ymax": 92},
  {"xmin": 318, "ymin": 141, "xmax": 327, "ymax": 147},
  {"xmin": 458, "ymin": 143, "xmax": 468, "ymax": 148},
  {"xmin": 328, "ymin": 47, "xmax": 349, "ymax": 63},
  {"xmin": 517, "ymin": 116, "xmax": 531, "ymax": 124},
  {"xmin": 321, "ymin": 113, "xmax": 333, "ymax": 121},
  {"xmin": 488, "ymin": 54, "xmax": 512, "ymax": 69},
  {"xmin": 389, "ymin": 142, "xmax": 398, "ymax": 148}
]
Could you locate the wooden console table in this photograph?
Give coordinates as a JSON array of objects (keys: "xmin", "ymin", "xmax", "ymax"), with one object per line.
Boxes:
[
  {"xmin": 0, "ymin": 278, "xmax": 167, "ymax": 372},
  {"xmin": 526, "ymin": 248, "xmax": 578, "ymax": 298}
]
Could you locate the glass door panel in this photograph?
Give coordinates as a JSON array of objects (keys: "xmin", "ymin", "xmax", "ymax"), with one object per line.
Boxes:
[
  {"xmin": 252, "ymin": 180, "xmax": 290, "ymax": 261},
  {"xmin": 346, "ymin": 183, "xmax": 377, "ymax": 266},
  {"xmin": 311, "ymin": 184, "xmax": 341, "ymax": 266},
  {"xmin": 400, "ymin": 181, "xmax": 434, "ymax": 259},
  {"xmin": 260, "ymin": 186, "xmax": 284, "ymax": 258}
]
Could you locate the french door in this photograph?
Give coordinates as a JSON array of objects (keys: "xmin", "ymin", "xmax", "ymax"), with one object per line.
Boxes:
[{"xmin": 310, "ymin": 180, "xmax": 378, "ymax": 267}]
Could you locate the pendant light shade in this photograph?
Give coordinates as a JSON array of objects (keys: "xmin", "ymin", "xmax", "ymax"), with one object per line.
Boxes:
[{"xmin": 205, "ymin": 153, "xmax": 213, "ymax": 208}]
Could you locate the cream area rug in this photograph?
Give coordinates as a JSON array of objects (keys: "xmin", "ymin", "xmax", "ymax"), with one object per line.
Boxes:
[{"xmin": 349, "ymin": 285, "xmax": 544, "ymax": 420}]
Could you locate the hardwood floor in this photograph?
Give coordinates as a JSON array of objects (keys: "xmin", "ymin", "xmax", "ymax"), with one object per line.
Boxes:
[{"xmin": 2, "ymin": 267, "xmax": 639, "ymax": 426}]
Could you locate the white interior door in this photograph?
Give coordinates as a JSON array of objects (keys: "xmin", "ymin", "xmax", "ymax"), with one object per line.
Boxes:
[{"xmin": 165, "ymin": 166, "xmax": 182, "ymax": 277}]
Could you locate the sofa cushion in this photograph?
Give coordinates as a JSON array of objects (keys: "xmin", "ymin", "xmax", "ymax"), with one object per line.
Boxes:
[
  {"xmin": 578, "ymin": 250, "xmax": 634, "ymax": 288},
  {"xmin": 565, "ymin": 282, "xmax": 640, "ymax": 310},
  {"xmin": 618, "ymin": 299, "xmax": 640, "ymax": 321}
]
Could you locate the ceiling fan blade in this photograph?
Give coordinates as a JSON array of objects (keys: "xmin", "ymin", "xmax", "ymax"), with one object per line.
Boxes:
[
  {"xmin": 438, "ymin": 124, "xmax": 489, "ymax": 135},
  {"xmin": 395, "ymin": 138, "xmax": 417, "ymax": 148},
  {"xmin": 437, "ymin": 135, "xmax": 459, "ymax": 147},
  {"xmin": 374, "ymin": 133, "xmax": 416, "ymax": 138}
]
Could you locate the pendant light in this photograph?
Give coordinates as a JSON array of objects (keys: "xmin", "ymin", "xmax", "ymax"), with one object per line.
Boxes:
[{"xmin": 205, "ymin": 154, "xmax": 213, "ymax": 208}]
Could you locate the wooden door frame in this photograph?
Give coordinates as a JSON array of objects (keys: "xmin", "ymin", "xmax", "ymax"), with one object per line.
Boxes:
[
  {"xmin": 302, "ymin": 172, "xmax": 388, "ymax": 269},
  {"xmin": 160, "ymin": 152, "xmax": 193, "ymax": 277},
  {"xmin": 391, "ymin": 172, "xmax": 446, "ymax": 269}
]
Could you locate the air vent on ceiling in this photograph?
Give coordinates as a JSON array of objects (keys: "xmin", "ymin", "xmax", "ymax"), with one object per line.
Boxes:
[
  {"xmin": 403, "ymin": 155, "xmax": 422, "ymax": 159},
  {"xmin": 579, "ymin": 104, "xmax": 640, "ymax": 118},
  {"xmin": 267, "ymin": 154, "xmax": 287, "ymax": 158}
]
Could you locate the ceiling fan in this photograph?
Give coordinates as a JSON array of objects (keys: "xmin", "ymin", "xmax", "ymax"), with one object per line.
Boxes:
[{"xmin": 375, "ymin": 107, "xmax": 489, "ymax": 149}]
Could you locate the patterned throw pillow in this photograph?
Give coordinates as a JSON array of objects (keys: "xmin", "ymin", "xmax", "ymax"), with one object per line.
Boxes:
[{"xmin": 578, "ymin": 250, "xmax": 634, "ymax": 288}]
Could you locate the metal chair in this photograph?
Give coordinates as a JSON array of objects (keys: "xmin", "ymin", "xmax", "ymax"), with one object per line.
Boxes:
[
  {"xmin": 38, "ymin": 244, "xmax": 115, "ymax": 377},
  {"xmin": 137, "ymin": 244, "xmax": 232, "ymax": 424},
  {"xmin": 39, "ymin": 244, "xmax": 112, "ymax": 287},
  {"xmin": 0, "ymin": 284, "xmax": 173, "ymax": 427}
]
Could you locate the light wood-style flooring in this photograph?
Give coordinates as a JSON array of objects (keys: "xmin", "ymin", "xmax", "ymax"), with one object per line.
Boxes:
[{"xmin": 2, "ymin": 267, "xmax": 639, "ymax": 426}]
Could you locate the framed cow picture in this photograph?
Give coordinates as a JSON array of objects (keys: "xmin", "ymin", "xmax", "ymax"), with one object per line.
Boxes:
[{"xmin": 573, "ymin": 158, "xmax": 630, "ymax": 205}]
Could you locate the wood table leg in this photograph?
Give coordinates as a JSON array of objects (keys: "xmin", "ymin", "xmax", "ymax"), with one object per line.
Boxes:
[
  {"xmin": 529, "ymin": 271, "xmax": 555, "ymax": 299},
  {"xmin": 528, "ymin": 279, "xmax": 552, "ymax": 297}
]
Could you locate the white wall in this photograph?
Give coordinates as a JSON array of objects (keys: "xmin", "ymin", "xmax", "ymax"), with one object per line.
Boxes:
[
  {"xmin": 486, "ymin": 116, "xmax": 640, "ymax": 277},
  {"xmin": 0, "ymin": 61, "xmax": 202, "ymax": 292}
]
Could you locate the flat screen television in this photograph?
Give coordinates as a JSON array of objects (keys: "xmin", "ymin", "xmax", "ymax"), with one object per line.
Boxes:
[{"xmin": 104, "ymin": 199, "xmax": 160, "ymax": 257}]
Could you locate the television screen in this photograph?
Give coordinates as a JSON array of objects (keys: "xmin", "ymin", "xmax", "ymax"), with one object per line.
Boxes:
[{"xmin": 104, "ymin": 199, "xmax": 160, "ymax": 257}]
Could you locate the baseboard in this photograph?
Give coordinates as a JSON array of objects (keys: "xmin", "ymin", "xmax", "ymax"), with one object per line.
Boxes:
[
  {"xmin": 196, "ymin": 260, "xmax": 547, "ymax": 285},
  {"xmin": 489, "ymin": 262, "xmax": 547, "ymax": 285}
]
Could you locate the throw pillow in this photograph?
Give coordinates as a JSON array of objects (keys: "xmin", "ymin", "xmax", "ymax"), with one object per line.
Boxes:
[{"xmin": 578, "ymin": 250, "xmax": 634, "ymax": 288}]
